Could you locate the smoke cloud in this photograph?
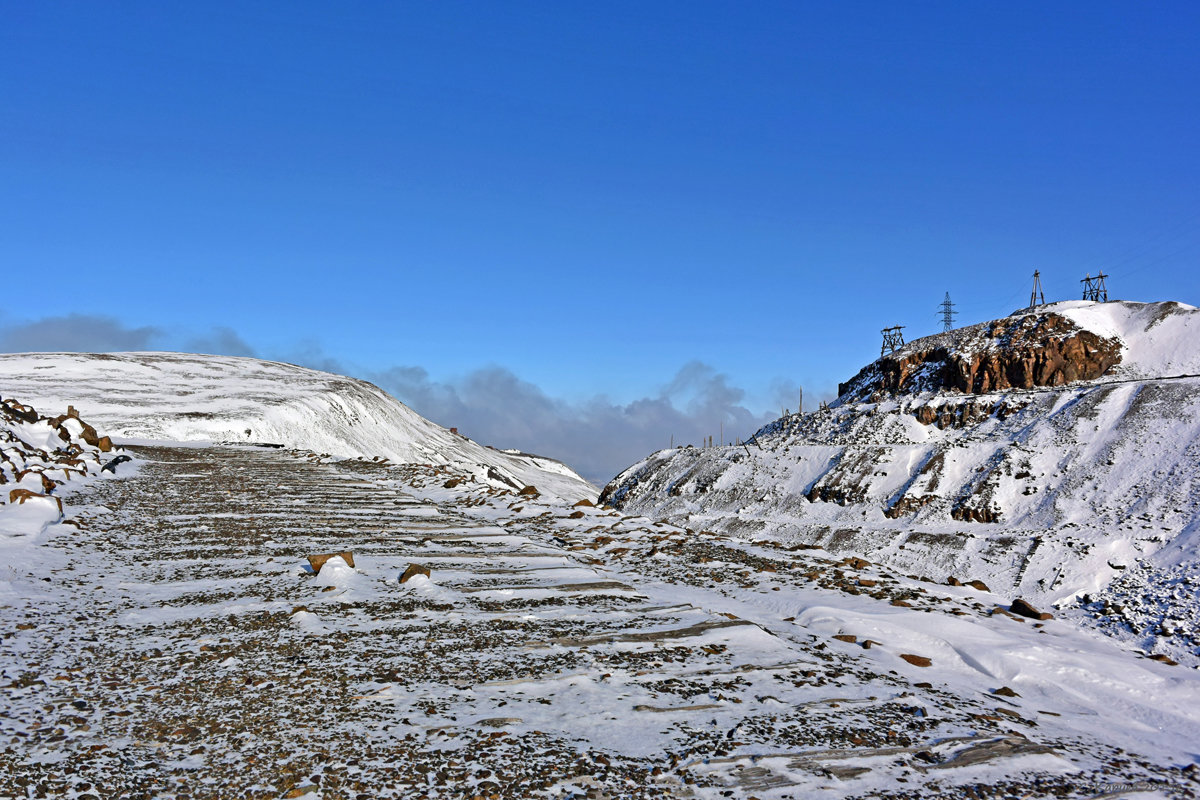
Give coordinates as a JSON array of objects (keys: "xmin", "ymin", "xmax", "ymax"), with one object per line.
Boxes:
[
  {"xmin": 0, "ymin": 314, "xmax": 807, "ymax": 485},
  {"xmin": 367, "ymin": 360, "xmax": 783, "ymax": 485},
  {"xmin": 0, "ymin": 313, "xmax": 162, "ymax": 353}
]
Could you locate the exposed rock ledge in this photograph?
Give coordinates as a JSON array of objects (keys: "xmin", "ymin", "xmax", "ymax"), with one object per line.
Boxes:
[{"xmin": 839, "ymin": 311, "xmax": 1122, "ymax": 399}]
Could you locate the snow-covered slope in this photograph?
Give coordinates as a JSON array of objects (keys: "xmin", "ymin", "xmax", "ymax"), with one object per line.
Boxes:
[
  {"xmin": 0, "ymin": 352, "xmax": 595, "ymax": 502},
  {"xmin": 601, "ymin": 301, "xmax": 1200, "ymax": 657}
]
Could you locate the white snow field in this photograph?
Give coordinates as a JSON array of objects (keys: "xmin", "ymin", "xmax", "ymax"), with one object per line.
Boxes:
[
  {"xmin": 0, "ymin": 351, "xmax": 594, "ymax": 502},
  {"xmin": 603, "ymin": 301, "xmax": 1200, "ymax": 666}
]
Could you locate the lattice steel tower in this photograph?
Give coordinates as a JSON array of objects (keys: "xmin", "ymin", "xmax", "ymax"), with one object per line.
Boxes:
[
  {"xmin": 1081, "ymin": 272, "xmax": 1108, "ymax": 302},
  {"xmin": 938, "ymin": 292, "xmax": 957, "ymax": 332},
  {"xmin": 1029, "ymin": 270, "xmax": 1046, "ymax": 309},
  {"xmin": 880, "ymin": 326, "xmax": 905, "ymax": 357}
]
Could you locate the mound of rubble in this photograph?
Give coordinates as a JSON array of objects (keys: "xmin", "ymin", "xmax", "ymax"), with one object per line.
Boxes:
[{"xmin": 1, "ymin": 397, "xmax": 125, "ymax": 534}]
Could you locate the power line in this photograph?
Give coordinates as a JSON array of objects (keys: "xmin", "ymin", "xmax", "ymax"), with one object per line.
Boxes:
[
  {"xmin": 1029, "ymin": 270, "xmax": 1045, "ymax": 309},
  {"xmin": 937, "ymin": 292, "xmax": 957, "ymax": 332},
  {"xmin": 880, "ymin": 326, "xmax": 905, "ymax": 357},
  {"xmin": 1080, "ymin": 272, "xmax": 1108, "ymax": 302}
]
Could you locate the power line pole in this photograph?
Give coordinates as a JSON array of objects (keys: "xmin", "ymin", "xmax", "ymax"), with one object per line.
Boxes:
[
  {"xmin": 1029, "ymin": 270, "xmax": 1046, "ymax": 309},
  {"xmin": 938, "ymin": 292, "xmax": 957, "ymax": 332},
  {"xmin": 880, "ymin": 326, "xmax": 905, "ymax": 357},
  {"xmin": 1080, "ymin": 271, "xmax": 1109, "ymax": 302}
]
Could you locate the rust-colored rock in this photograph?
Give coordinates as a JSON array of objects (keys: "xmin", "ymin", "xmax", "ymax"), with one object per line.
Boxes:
[
  {"xmin": 572, "ymin": 498, "xmax": 595, "ymax": 507},
  {"xmin": 306, "ymin": 551, "xmax": 355, "ymax": 574},
  {"xmin": 8, "ymin": 488, "xmax": 63, "ymax": 514},
  {"xmin": 567, "ymin": 510, "xmax": 585, "ymax": 519},
  {"xmin": 833, "ymin": 634, "xmax": 857, "ymax": 643},
  {"xmin": 518, "ymin": 485, "xmax": 539, "ymax": 496},
  {"xmin": 96, "ymin": 436, "xmax": 113, "ymax": 452},
  {"xmin": 442, "ymin": 478, "xmax": 462, "ymax": 489},
  {"xmin": 1009, "ymin": 598, "xmax": 1052, "ymax": 620},
  {"xmin": 841, "ymin": 556, "xmax": 870, "ymax": 570},
  {"xmin": 966, "ymin": 579, "xmax": 990, "ymax": 592},
  {"xmin": 840, "ymin": 311, "xmax": 1122, "ymax": 399},
  {"xmin": 899, "ymin": 653, "xmax": 932, "ymax": 667},
  {"xmin": 400, "ymin": 563, "xmax": 430, "ymax": 583}
]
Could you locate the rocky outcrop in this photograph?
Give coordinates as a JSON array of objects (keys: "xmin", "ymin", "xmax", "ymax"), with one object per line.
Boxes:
[{"xmin": 840, "ymin": 311, "xmax": 1122, "ymax": 399}]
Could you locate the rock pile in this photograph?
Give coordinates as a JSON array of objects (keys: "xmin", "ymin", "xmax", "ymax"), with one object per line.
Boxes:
[{"xmin": 1, "ymin": 396, "xmax": 124, "ymax": 525}]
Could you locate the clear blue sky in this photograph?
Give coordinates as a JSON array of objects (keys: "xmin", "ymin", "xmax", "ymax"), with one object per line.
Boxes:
[{"xmin": 3, "ymin": 2, "xmax": 1199, "ymax": 478}]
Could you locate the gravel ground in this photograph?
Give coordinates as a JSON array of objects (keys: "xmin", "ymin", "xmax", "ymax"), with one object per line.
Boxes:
[{"xmin": 0, "ymin": 446, "xmax": 1195, "ymax": 799}]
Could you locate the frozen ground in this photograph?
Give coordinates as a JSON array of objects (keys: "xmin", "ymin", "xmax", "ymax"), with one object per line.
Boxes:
[{"xmin": 1, "ymin": 443, "xmax": 1197, "ymax": 798}]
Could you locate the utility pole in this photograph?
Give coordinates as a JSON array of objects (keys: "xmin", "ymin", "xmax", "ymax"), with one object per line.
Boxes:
[
  {"xmin": 1080, "ymin": 272, "xmax": 1109, "ymax": 302},
  {"xmin": 880, "ymin": 326, "xmax": 905, "ymax": 357},
  {"xmin": 1029, "ymin": 270, "xmax": 1045, "ymax": 309},
  {"xmin": 938, "ymin": 292, "xmax": 957, "ymax": 333}
]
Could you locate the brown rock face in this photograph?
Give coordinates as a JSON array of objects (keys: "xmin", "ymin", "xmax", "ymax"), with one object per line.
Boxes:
[{"xmin": 840, "ymin": 311, "xmax": 1122, "ymax": 398}]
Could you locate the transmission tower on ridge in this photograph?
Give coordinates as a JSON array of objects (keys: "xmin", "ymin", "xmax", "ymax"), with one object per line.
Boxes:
[
  {"xmin": 1080, "ymin": 272, "xmax": 1109, "ymax": 302},
  {"xmin": 938, "ymin": 292, "xmax": 957, "ymax": 332},
  {"xmin": 1028, "ymin": 270, "xmax": 1046, "ymax": 309},
  {"xmin": 880, "ymin": 326, "xmax": 905, "ymax": 357}
]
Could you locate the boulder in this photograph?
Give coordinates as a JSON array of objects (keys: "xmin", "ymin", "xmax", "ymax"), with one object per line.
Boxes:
[
  {"xmin": 518, "ymin": 485, "xmax": 539, "ymax": 496},
  {"xmin": 1009, "ymin": 598, "xmax": 1052, "ymax": 620},
  {"xmin": 8, "ymin": 488, "xmax": 63, "ymax": 514},
  {"xmin": 306, "ymin": 551, "xmax": 355, "ymax": 574},
  {"xmin": 400, "ymin": 563, "xmax": 430, "ymax": 584},
  {"xmin": 899, "ymin": 653, "xmax": 932, "ymax": 667}
]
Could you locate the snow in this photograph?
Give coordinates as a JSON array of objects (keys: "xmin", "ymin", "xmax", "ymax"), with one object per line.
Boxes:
[
  {"xmin": 1, "ymin": 314, "xmax": 1198, "ymax": 796},
  {"xmin": 604, "ymin": 301, "xmax": 1200, "ymax": 670},
  {"xmin": 0, "ymin": 351, "xmax": 595, "ymax": 502}
]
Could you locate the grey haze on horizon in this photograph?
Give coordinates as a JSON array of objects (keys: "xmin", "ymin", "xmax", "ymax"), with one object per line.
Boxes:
[{"xmin": 0, "ymin": 313, "xmax": 819, "ymax": 484}]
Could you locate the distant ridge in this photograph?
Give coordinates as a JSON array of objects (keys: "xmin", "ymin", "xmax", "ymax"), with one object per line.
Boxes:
[{"xmin": 0, "ymin": 351, "xmax": 596, "ymax": 502}]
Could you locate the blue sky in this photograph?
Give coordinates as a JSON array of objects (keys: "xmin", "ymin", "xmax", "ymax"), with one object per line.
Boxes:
[{"xmin": 3, "ymin": 2, "xmax": 1199, "ymax": 480}]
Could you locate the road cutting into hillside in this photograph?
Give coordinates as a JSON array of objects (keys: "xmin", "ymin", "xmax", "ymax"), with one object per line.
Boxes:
[{"xmin": 1, "ymin": 446, "xmax": 1196, "ymax": 799}]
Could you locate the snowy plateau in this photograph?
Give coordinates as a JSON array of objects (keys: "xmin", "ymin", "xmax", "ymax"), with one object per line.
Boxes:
[{"xmin": 0, "ymin": 302, "xmax": 1197, "ymax": 799}]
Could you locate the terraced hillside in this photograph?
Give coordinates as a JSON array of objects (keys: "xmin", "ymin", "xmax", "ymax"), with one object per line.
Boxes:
[
  {"xmin": 601, "ymin": 301, "xmax": 1200, "ymax": 634},
  {"xmin": 1, "ymin": 445, "xmax": 1197, "ymax": 798}
]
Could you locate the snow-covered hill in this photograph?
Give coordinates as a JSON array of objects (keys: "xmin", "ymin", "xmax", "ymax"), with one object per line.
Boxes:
[
  {"xmin": 0, "ymin": 352, "xmax": 595, "ymax": 502},
  {"xmin": 601, "ymin": 301, "xmax": 1200, "ymax": 659}
]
